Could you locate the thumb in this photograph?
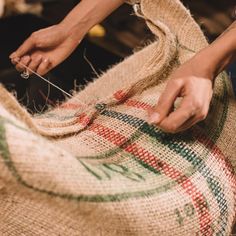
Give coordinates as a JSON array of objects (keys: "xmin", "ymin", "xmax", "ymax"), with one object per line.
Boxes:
[{"xmin": 148, "ymin": 79, "xmax": 183, "ymax": 124}]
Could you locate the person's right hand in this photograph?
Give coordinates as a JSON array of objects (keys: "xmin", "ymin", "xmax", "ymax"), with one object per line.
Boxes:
[{"xmin": 10, "ymin": 24, "xmax": 82, "ymax": 75}]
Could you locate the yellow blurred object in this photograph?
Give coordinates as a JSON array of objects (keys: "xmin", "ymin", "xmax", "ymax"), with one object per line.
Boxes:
[{"xmin": 88, "ymin": 24, "xmax": 106, "ymax": 37}]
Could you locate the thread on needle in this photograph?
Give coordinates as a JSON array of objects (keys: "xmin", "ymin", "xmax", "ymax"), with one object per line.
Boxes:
[{"xmin": 16, "ymin": 60, "xmax": 74, "ymax": 99}]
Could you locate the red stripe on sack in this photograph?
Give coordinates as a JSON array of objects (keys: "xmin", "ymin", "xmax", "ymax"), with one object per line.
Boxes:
[
  {"xmin": 120, "ymin": 96, "xmax": 236, "ymax": 231},
  {"xmin": 123, "ymin": 98, "xmax": 235, "ymax": 182},
  {"xmin": 88, "ymin": 123, "xmax": 127, "ymax": 146},
  {"xmin": 197, "ymin": 135, "xmax": 236, "ymax": 186},
  {"xmin": 88, "ymin": 122, "xmax": 213, "ymax": 235},
  {"xmin": 113, "ymin": 90, "xmax": 153, "ymax": 110},
  {"xmin": 113, "ymin": 90, "xmax": 127, "ymax": 101},
  {"xmin": 76, "ymin": 113, "xmax": 91, "ymax": 126},
  {"xmin": 125, "ymin": 100, "xmax": 153, "ymax": 110},
  {"xmin": 59, "ymin": 103, "xmax": 82, "ymax": 109}
]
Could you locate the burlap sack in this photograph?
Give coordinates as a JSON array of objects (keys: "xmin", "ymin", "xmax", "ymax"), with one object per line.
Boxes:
[{"xmin": 0, "ymin": 0, "xmax": 235, "ymax": 235}]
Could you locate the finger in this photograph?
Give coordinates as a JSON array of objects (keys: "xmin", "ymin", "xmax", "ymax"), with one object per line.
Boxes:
[
  {"xmin": 27, "ymin": 55, "xmax": 42, "ymax": 75},
  {"xmin": 15, "ymin": 55, "xmax": 31, "ymax": 72},
  {"xmin": 176, "ymin": 101, "xmax": 210, "ymax": 132},
  {"xmin": 10, "ymin": 52, "xmax": 19, "ymax": 61},
  {"xmin": 148, "ymin": 79, "xmax": 183, "ymax": 124},
  {"xmin": 158, "ymin": 96, "xmax": 198, "ymax": 133},
  {"xmin": 10, "ymin": 36, "xmax": 35, "ymax": 58},
  {"xmin": 36, "ymin": 58, "xmax": 50, "ymax": 75},
  {"xmin": 11, "ymin": 56, "xmax": 20, "ymax": 65},
  {"xmin": 176, "ymin": 116, "xmax": 199, "ymax": 133}
]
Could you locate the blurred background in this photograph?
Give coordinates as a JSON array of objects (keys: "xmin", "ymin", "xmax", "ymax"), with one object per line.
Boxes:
[{"xmin": 0, "ymin": 0, "xmax": 235, "ymax": 113}]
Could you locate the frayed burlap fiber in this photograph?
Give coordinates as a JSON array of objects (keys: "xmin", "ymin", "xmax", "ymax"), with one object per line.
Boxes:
[{"xmin": 0, "ymin": 0, "xmax": 235, "ymax": 235}]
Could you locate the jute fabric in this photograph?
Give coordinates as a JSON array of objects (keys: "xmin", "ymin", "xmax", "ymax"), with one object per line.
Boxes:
[{"xmin": 0, "ymin": 0, "xmax": 235, "ymax": 235}]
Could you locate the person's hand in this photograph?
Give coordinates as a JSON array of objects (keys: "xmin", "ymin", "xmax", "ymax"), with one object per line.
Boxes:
[
  {"xmin": 10, "ymin": 23, "xmax": 82, "ymax": 75},
  {"xmin": 9, "ymin": 0, "xmax": 128, "ymax": 76},
  {"xmin": 148, "ymin": 55, "xmax": 214, "ymax": 133}
]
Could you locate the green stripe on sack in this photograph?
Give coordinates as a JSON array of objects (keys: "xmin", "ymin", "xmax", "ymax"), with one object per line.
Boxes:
[
  {"xmin": 0, "ymin": 75, "xmax": 231, "ymax": 235},
  {"xmin": 0, "ymin": 119, "xmax": 179, "ymax": 201},
  {"xmin": 98, "ymin": 75, "xmax": 230, "ymax": 235}
]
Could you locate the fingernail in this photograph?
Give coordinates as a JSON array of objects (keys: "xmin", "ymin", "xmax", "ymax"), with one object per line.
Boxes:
[
  {"xmin": 148, "ymin": 112, "xmax": 160, "ymax": 124},
  {"xmin": 9, "ymin": 52, "xmax": 16, "ymax": 59},
  {"xmin": 13, "ymin": 57, "xmax": 20, "ymax": 63}
]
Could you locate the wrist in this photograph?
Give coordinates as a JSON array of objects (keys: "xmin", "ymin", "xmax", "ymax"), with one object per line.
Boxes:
[
  {"xmin": 192, "ymin": 48, "xmax": 217, "ymax": 80},
  {"xmin": 59, "ymin": 0, "xmax": 125, "ymax": 45},
  {"xmin": 59, "ymin": 3, "xmax": 95, "ymax": 44},
  {"xmin": 191, "ymin": 42, "xmax": 235, "ymax": 81},
  {"xmin": 59, "ymin": 20, "xmax": 88, "ymax": 44},
  {"xmin": 199, "ymin": 26, "xmax": 236, "ymax": 79}
]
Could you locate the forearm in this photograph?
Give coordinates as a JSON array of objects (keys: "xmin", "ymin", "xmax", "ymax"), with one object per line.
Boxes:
[
  {"xmin": 194, "ymin": 21, "xmax": 236, "ymax": 80},
  {"xmin": 60, "ymin": 0, "xmax": 125, "ymax": 43}
]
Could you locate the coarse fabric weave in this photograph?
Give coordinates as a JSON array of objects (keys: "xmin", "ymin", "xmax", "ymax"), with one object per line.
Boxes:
[{"xmin": 0, "ymin": 0, "xmax": 236, "ymax": 235}]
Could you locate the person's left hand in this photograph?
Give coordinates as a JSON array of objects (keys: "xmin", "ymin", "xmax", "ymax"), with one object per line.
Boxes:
[
  {"xmin": 10, "ymin": 23, "xmax": 83, "ymax": 76},
  {"xmin": 148, "ymin": 54, "xmax": 214, "ymax": 133}
]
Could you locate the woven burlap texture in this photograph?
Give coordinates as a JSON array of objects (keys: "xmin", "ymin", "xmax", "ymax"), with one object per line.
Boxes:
[{"xmin": 0, "ymin": 0, "xmax": 235, "ymax": 235}]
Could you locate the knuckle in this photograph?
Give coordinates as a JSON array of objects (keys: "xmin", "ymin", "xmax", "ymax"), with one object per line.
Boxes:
[
  {"xmin": 30, "ymin": 32, "xmax": 37, "ymax": 41},
  {"xmin": 186, "ymin": 78, "xmax": 197, "ymax": 88},
  {"xmin": 31, "ymin": 33, "xmax": 42, "ymax": 47},
  {"xmin": 35, "ymin": 40, "xmax": 43, "ymax": 48},
  {"xmin": 198, "ymin": 111, "xmax": 207, "ymax": 120},
  {"xmin": 172, "ymin": 78, "xmax": 183, "ymax": 87},
  {"xmin": 192, "ymin": 100, "xmax": 201, "ymax": 110},
  {"xmin": 157, "ymin": 97, "xmax": 165, "ymax": 107}
]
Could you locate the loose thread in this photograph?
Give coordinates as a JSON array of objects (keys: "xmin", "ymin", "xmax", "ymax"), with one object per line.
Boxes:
[
  {"xmin": 16, "ymin": 61, "xmax": 74, "ymax": 99},
  {"xmin": 14, "ymin": 60, "xmax": 83, "ymax": 105},
  {"xmin": 83, "ymin": 49, "xmax": 100, "ymax": 78}
]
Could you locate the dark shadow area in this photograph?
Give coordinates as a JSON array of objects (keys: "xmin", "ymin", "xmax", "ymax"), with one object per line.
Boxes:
[{"xmin": 0, "ymin": 14, "xmax": 121, "ymax": 113}]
